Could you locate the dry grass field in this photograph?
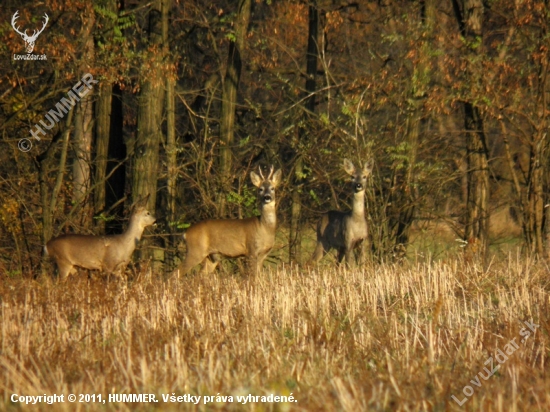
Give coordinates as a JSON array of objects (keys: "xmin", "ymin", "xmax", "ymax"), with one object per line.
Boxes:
[{"xmin": 0, "ymin": 255, "xmax": 548, "ymax": 411}]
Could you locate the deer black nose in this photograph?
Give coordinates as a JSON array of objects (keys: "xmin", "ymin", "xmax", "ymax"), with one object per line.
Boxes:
[
  {"xmin": 355, "ymin": 183, "xmax": 363, "ymax": 191},
  {"xmin": 263, "ymin": 195, "xmax": 272, "ymax": 203}
]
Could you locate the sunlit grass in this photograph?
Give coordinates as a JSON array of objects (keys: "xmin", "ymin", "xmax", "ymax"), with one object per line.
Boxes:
[{"xmin": 0, "ymin": 256, "xmax": 548, "ymax": 411}]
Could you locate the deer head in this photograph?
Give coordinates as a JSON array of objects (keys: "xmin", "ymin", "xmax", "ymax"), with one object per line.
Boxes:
[{"xmin": 11, "ymin": 11, "xmax": 49, "ymax": 54}]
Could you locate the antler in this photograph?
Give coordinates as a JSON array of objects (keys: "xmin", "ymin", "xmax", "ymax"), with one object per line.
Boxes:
[
  {"xmin": 28, "ymin": 13, "xmax": 49, "ymax": 41},
  {"xmin": 11, "ymin": 11, "xmax": 26, "ymax": 38},
  {"xmin": 257, "ymin": 165, "xmax": 275, "ymax": 181},
  {"xmin": 11, "ymin": 11, "xmax": 48, "ymax": 41}
]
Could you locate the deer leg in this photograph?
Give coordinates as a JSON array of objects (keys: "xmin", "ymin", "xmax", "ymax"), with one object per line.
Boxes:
[
  {"xmin": 309, "ymin": 215, "xmax": 333, "ymax": 266},
  {"xmin": 345, "ymin": 248, "xmax": 356, "ymax": 268},
  {"xmin": 342, "ymin": 233, "xmax": 359, "ymax": 268},
  {"xmin": 112, "ymin": 263, "xmax": 128, "ymax": 281},
  {"xmin": 337, "ymin": 248, "xmax": 346, "ymax": 264},
  {"xmin": 202, "ymin": 254, "xmax": 220, "ymax": 275},
  {"xmin": 246, "ymin": 258, "xmax": 257, "ymax": 276},
  {"xmin": 255, "ymin": 250, "xmax": 271, "ymax": 274},
  {"xmin": 246, "ymin": 254, "xmax": 263, "ymax": 276},
  {"xmin": 354, "ymin": 239, "xmax": 365, "ymax": 266},
  {"xmin": 310, "ymin": 241, "xmax": 326, "ymax": 264},
  {"xmin": 344, "ymin": 238, "xmax": 357, "ymax": 267},
  {"xmin": 56, "ymin": 261, "xmax": 74, "ymax": 280},
  {"xmin": 175, "ymin": 253, "xmax": 206, "ymax": 276}
]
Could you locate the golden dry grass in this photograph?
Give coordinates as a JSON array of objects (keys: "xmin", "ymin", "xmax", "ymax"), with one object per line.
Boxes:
[{"xmin": 0, "ymin": 256, "xmax": 549, "ymax": 411}]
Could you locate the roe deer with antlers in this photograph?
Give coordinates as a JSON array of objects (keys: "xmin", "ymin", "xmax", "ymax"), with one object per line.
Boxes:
[
  {"xmin": 309, "ymin": 159, "xmax": 373, "ymax": 267},
  {"xmin": 45, "ymin": 203, "xmax": 156, "ymax": 280},
  {"xmin": 173, "ymin": 166, "xmax": 282, "ymax": 276}
]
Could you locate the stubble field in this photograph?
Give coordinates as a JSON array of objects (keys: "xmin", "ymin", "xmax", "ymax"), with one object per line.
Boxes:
[{"xmin": 0, "ymin": 256, "xmax": 548, "ymax": 411}]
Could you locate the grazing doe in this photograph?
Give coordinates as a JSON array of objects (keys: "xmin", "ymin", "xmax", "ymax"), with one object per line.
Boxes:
[
  {"xmin": 309, "ymin": 158, "xmax": 373, "ymax": 267},
  {"xmin": 45, "ymin": 205, "xmax": 156, "ymax": 280},
  {"xmin": 173, "ymin": 166, "xmax": 282, "ymax": 276}
]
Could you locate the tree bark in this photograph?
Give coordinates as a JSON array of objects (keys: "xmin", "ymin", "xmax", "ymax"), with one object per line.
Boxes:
[
  {"xmin": 72, "ymin": 9, "xmax": 95, "ymax": 230},
  {"xmin": 39, "ymin": 110, "xmax": 74, "ymax": 274},
  {"xmin": 289, "ymin": 1, "xmax": 319, "ymax": 263},
  {"xmin": 93, "ymin": 0, "xmax": 117, "ymax": 234},
  {"xmin": 525, "ymin": 58, "xmax": 548, "ymax": 256},
  {"xmin": 526, "ymin": 142, "xmax": 545, "ymax": 256},
  {"xmin": 530, "ymin": 16, "xmax": 549, "ymax": 257},
  {"xmin": 165, "ymin": 0, "xmax": 178, "ymax": 271},
  {"xmin": 133, "ymin": 1, "xmax": 164, "ymax": 209},
  {"xmin": 94, "ymin": 82, "xmax": 112, "ymax": 233},
  {"xmin": 464, "ymin": 103, "xmax": 490, "ymax": 258},
  {"xmin": 453, "ymin": 0, "xmax": 490, "ymax": 261},
  {"xmin": 219, "ymin": 0, "xmax": 252, "ymax": 216},
  {"xmin": 392, "ymin": 0, "xmax": 435, "ymax": 255},
  {"xmin": 132, "ymin": 0, "xmax": 166, "ymax": 262}
]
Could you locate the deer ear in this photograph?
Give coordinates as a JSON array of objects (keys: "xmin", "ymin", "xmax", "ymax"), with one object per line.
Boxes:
[
  {"xmin": 343, "ymin": 159, "xmax": 356, "ymax": 176},
  {"xmin": 363, "ymin": 159, "xmax": 374, "ymax": 175},
  {"xmin": 271, "ymin": 169, "xmax": 282, "ymax": 187},
  {"xmin": 137, "ymin": 194, "xmax": 150, "ymax": 209},
  {"xmin": 250, "ymin": 171, "xmax": 262, "ymax": 187}
]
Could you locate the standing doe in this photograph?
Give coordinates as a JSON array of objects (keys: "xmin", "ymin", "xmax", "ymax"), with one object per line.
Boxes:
[
  {"xmin": 309, "ymin": 158, "xmax": 373, "ymax": 267},
  {"xmin": 173, "ymin": 166, "xmax": 282, "ymax": 276},
  {"xmin": 45, "ymin": 204, "xmax": 156, "ymax": 280}
]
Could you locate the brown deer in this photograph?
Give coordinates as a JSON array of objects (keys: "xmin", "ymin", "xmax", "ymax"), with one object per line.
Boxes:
[
  {"xmin": 173, "ymin": 166, "xmax": 282, "ymax": 276},
  {"xmin": 45, "ymin": 204, "xmax": 156, "ymax": 280},
  {"xmin": 309, "ymin": 158, "xmax": 373, "ymax": 267}
]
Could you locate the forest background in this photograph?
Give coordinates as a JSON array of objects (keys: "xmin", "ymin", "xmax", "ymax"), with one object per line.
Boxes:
[{"xmin": 1, "ymin": 0, "xmax": 549, "ymax": 274}]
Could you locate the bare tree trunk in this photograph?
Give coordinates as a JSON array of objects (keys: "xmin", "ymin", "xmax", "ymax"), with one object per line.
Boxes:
[
  {"xmin": 453, "ymin": 0, "xmax": 490, "ymax": 261},
  {"xmin": 395, "ymin": 114, "xmax": 419, "ymax": 249},
  {"xmin": 93, "ymin": 0, "xmax": 117, "ymax": 234},
  {"xmin": 94, "ymin": 82, "xmax": 112, "ymax": 233},
  {"xmin": 527, "ymin": 20, "xmax": 549, "ymax": 257},
  {"xmin": 73, "ymin": 97, "xmax": 93, "ymax": 228},
  {"xmin": 289, "ymin": 1, "xmax": 318, "ymax": 263},
  {"xmin": 527, "ymin": 142, "xmax": 545, "ymax": 256},
  {"xmin": 545, "ymin": 174, "xmax": 550, "ymax": 258},
  {"xmin": 464, "ymin": 104, "xmax": 490, "ymax": 257},
  {"xmin": 72, "ymin": 9, "xmax": 95, "ymax": 230},
  {"xmin": 165, "ymin": 0, "xmax": 178, "ymax": 272},
  {"xmin": 39, "ymin": 111, "xmax": 74, "ymax": 274},
  {"xmin": 132, "ymin": 0, "xmax": 166, "ymax": 265},
  {"xmin": 219, "ymin": 0, "xmax": 252, "ymax": 216},
  {"xmin": 500, "ymin": 121, "xmax": 524, "ymax": 232},
  {"xmin": 392, "ymin": 0, "xmax": 436, "ymax": 255},
  {"xmin": 289, "ymin": 155, "xmax": 304, "ymax": 262},
  {"xmin": 133, "ymin": 0, "xmax": 165, "ymax": 206}
]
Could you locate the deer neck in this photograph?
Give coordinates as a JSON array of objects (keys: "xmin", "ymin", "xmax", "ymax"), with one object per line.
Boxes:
[
  {"xmin": 260, "ymin": 202, "xmax": 277, "ymax": 228},
  {"xmin": 351, "ymin": 191, "xmax": 365, "ymax": 219},
  {"xmin": 121, "ymin": 216, "xmax": 145, "ymax": 250}
]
